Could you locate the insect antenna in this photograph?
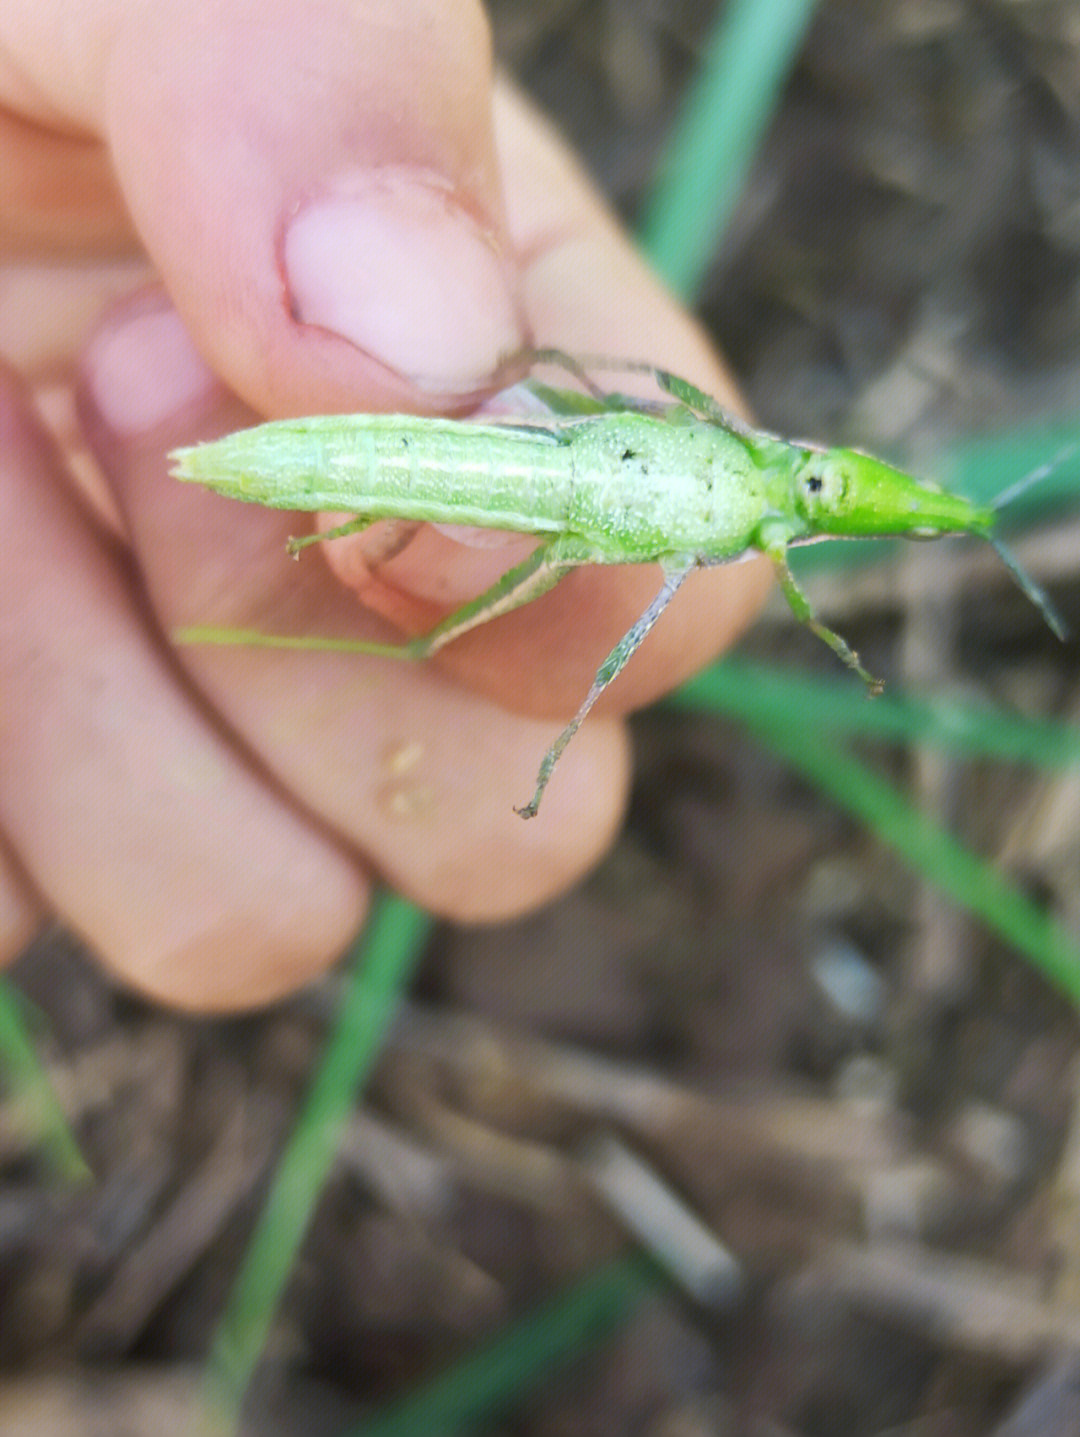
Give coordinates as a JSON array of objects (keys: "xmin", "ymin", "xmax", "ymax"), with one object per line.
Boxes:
[
  {"xmin": 987, "ymin": 533, "xmax": 1068, "ymax": 641},
  {"xmin": 991, "ymin": 439, "xmax": 1080, "ymax": 511}
]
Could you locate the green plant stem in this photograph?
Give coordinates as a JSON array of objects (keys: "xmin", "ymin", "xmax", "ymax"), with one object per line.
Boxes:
[
  {"xmin": 640, "ymin": 0, "xmax": 822, "ymax": 297},
  {"xmin": 347, "ymin": 1255, "xmax": 657, "ymax": 1437},
  {"xmin": 670, "ymin": 658, "xmax": 1080, "ymax": 768},
  {"xmin": 0, "ymin": 977, "xmax": 90, "ymax": 1184},
  {"xmin": 199, "ymin": 894, "xmax": 432, "ymax": 1434},
  {"xmin": 742, "ymin": 716, "xmax": 1080, "ymax": 1004}
]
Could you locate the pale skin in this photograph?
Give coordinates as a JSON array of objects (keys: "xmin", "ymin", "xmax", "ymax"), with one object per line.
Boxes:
[{"xmin": 0, "ymin": 0, "xmax": 772, "ymax": 1009}]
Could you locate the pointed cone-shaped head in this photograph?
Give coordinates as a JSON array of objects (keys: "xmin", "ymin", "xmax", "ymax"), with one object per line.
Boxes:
[{"xmin": 790, "ymin": 447, "xmax": 994, "ymax": 538}]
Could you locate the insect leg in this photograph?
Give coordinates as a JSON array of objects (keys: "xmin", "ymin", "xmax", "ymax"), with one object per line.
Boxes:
[
  {"xmin": 653, "ymin": 371, "xmax": 758, "ymax": 436},
  {"xmin": 174, "ymin": 535, "xmax": 592, "ymax": 661},
  {"xmin": 401, "ymin": 534, "xmax": 592, "ymax": 659},
  {"xmin": 286, "ymin": 515, "xmax": 376, "ymax": 556},
  {"xmin": 527, "ymin": 350, "xmax": 672, "ymax": 417},
  {"xmin": 516, "ymin": 557, "xmax": 694, "ymax": 819},
  {"xmin": 288, "ymin": 518, "xmax": 425, "ymax": 572},
  {"xmin": 528, "ymin": 348, "xmax": 610, "ymax": 402},
  {"xmin": 767, "ymin": 547, "xmax": 884, "ymax": 695},
  {"xmin": 529, "ymin": 349, "xmax": 755, "ymax": 434}
]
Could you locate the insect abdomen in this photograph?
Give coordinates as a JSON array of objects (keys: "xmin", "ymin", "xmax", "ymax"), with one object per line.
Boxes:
[{"xmin": 173, "ymin": 415, "xmax": 577, "ymax": 534}]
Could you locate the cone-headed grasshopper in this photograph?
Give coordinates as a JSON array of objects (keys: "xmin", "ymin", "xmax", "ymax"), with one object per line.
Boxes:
[{"xmin": 172, "ymin": 353, "xmax": 1064, "ymax": 816}]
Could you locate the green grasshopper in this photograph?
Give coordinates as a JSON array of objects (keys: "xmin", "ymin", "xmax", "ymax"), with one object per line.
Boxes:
[{"xmin": 171, "ymin": 352, "xmax": 1064, "ymax": 817}]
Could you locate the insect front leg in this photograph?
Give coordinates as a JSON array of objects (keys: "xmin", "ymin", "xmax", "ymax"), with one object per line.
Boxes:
[
  {"xmin": 516, "ymin": 556, "xmax": 695, "ymax": 819},
  {"xmin": 288, "ymin": 517, "xmax": 425, "ymax": 572},
  {"xmin": 767, "ymin": 547, "xmax": 884, "ymax": 695}
]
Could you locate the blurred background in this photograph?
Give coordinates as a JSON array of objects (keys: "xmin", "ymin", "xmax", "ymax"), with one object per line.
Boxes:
[{"xmin": 4, "ymin": 2, "xmax": 1080, "ymax": 1432}]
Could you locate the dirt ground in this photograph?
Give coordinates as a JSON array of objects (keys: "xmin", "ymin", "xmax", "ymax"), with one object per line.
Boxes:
[{"xmin": 4, "ymin": 2, "xmax": 1080, "ymax": 1433}]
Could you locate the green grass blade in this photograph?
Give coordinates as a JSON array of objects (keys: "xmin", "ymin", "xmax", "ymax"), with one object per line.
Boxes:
[
  {"xmin": 0, "ymin": 977, "xmax": 90, "ymax": 1184},
  {"xmin": 345, "ymin": 1255, "xmax": 657, "ymax": 1437},
  {"xmin": 670, "ymin": 658, "xmax": 1080, "ymax": 770},
  {"xmin": 200, "ymin": 894, "xmax": 433, "ymax": 1434},
  {"xmin": 738, "ymin": 717, "xmax": 1080, "ymax": 1005},
  {"xmin": 640, "ymin": 0, "xmax": 822, "ymax": 298}
]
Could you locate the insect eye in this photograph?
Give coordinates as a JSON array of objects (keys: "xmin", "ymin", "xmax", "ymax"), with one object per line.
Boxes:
[{"xmin": 804, "ymin": 473, "xmax": 824, "ymax": 494}]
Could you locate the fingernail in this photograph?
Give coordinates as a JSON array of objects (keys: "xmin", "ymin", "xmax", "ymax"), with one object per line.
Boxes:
[
  {"xmin": 82, "ymin": 292, "xmax": 219, "ymax": 437},
  {"xmin": 284, "ymin": 169, "xmax": 524, "ymax": 392}
]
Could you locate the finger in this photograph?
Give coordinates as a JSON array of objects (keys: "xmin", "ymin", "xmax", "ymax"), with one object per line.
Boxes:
[
  {"xmin": 78, "ymin": 292, "xmax": 629, "ymax": 917},
  {"xmin": 1, "ymin": 255, "xmax": 151, "ymax": 380},
  {"xmin": 0, "ymin": 362, "xmax": 368, "ymax": 1010},
  {"xmin": 323, "ymin": 78, "xmax": 774, "ymax": 718},
  {"xmin": 0, "ymin": 109, "xmax": 132, "ymax": 254},
  {"xmin": 1, "ymin": 0, "xmax": 525, "ymax": 409}
]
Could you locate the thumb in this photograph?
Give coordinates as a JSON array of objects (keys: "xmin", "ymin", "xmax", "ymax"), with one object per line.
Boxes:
[{"xmin": 2, "ymin": 0, "xmax": 526, "ymax": 412}]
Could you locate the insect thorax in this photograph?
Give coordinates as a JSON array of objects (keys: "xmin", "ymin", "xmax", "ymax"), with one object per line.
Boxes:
[{"xmin": 563, "ymin": 414, "xmax": 768, "ymax": 561}]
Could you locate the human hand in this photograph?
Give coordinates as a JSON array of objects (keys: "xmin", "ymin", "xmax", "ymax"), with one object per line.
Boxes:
[{"xmin": 0, "ymin": 0, "xmax": 772, "ymax": 1009}]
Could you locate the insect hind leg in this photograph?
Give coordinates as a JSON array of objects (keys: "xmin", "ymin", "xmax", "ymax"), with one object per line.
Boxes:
[
  {"xmin": 404, "ymin": 535, "xmax": 589, "ymax": 659},
  {"xmin": 525, "ymin": 349, "xmax": 674, "ymax": 416},
  {"xmin": 528, "ymin": 348, "xmax": 753, "ymax": 433}
]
